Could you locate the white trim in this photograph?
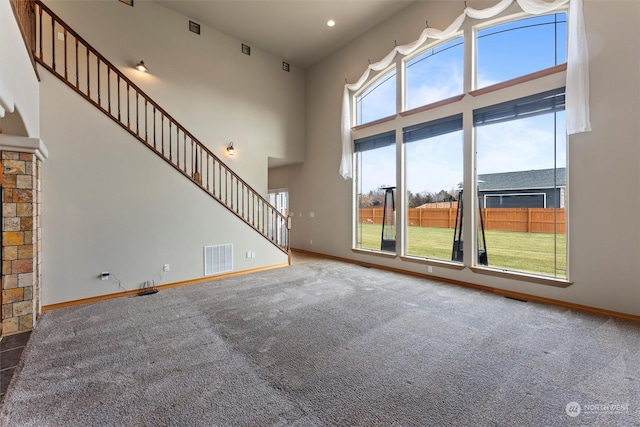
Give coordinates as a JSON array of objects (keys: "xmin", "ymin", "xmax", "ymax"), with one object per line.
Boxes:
[
  {"xmin": 0, "ymin": 77, "xmax": 16, "ymax": 115},
  {"xmin": 0, "ymin": 135, "xmax": 49, "ymax": 161}
]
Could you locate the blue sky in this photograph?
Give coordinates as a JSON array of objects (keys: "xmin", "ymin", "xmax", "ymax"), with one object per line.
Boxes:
[{"xmin": 356, "ymin": 13, "xmax": 567, "ymax": 195}]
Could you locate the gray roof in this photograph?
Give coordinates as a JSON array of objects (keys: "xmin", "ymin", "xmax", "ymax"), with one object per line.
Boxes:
[{"xmin": 477, "ymin": 168, "xmax": 566, "ymax": 192}]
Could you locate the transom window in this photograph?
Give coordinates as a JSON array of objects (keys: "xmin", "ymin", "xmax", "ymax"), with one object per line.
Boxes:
[
  {"xmin": 355, "ymin": 68, "xmax": 396, "ymax": 126},
  {"xmin": 476, "ymin": 13, "xmax": 567, "ymax": 88},
  {"xmin": 405, "ymin": 36, "xmax": 464, "ymax": 111}
]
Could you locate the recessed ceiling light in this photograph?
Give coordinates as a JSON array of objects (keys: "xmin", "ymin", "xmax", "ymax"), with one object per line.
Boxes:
[{"xmin": 327, "ymin": 19, "xmax": 336, "ymax": 27}]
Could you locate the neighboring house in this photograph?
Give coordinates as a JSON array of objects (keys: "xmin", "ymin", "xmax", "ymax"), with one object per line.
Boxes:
[{"xmin": 478, "ymin": 168, "xmax": 566, "ymax": 209}]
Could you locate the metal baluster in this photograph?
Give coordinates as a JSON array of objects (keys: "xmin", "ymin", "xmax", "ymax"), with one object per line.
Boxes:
[
  {"xmin": 38, "ymin": 6, "xmax": 42, "ymax": 60},
  {"xmin": 107, "ymin": 68, "xmax": 111, "ymax": 114},
  {"xmin": 225, "ymin": 170, "xmax": 228, "ymax": 205},
  {"xmin": 75, "ymin": 38, "xmax": 79, "ymax": 88},
  {"xmin": 135, "ymin": 92, "xmax": 139, "ymax": 136},
  {"xmin": 152, "ymin": 106, "xmax": 156, "ymax": 150},
  {"xmin": 176, "ymin": 126, "xmax": 180, "ymax": 169},
  {"xmin": 86, "ymin": 48, "xmax": 89, "ymax": 98},
  {"xmin": 97, "ymin": 57, "xmax": 101, "ymax": 108},
  {"xmin": 193, "ymin": 144, "xmax": 199, "ymax": 183},
  {"xmin": 63, "ymin": 29, "xmax": 67, "ymax": 80},
  {"xmin": 190, "ymin": 138, "xmax": 194, "ymax": 178},
  {"xmin": 144, "ymin": 99, "xmax": 148, "ymax": 143},
  {"xmin": 50, "ymin": 17, "xmax": 55, "ymax": 71},
  {"xmin": 211, "ymin": 157, "xmax": 216, "ymax": 196},
  {"xmin": 117, "ymin": 75, "xmax": 121, "ymax": 122},
  {"xmin": 183, "ymin": 134, "xmax": 187, "ymax": 173},
  {"xmin": 126, "ymin": 82, "xmax": 130, "ymax": 129}
]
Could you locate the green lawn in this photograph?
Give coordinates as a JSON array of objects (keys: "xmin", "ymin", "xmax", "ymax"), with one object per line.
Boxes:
[{"xmin": 357, "ymin": 223, "xmax": 566, "ymax": 278}]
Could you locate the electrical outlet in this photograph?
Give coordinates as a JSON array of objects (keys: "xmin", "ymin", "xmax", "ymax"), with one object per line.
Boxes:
[
  {"xmin": 101, "ymin": 272, "xmax": 109, "ymax": 281},
  {"xmin": 310, "ymin": 240, "xmax": 313, "ymax": 245},
  {"xmin": 428, "ymin": 266, "xmax": 433, "ymax": 273},
  {"xmin": 57, "ymin": 32, "xmax": 64, "ymax": 41},
  {"xmin": 163, "ymin": 264, "xmax": 170, "ymax": 272}
]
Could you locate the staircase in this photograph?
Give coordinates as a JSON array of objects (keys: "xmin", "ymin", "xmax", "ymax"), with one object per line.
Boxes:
[{"xmin": 11, "ymin": 0, "xmax": 290, "ymax": 254}]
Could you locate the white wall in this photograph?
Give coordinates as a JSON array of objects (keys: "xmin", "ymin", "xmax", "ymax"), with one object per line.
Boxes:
[
  {"xmin": 279, "ymin": 0, "xmax": 640, "ymax": 316},
  {"xmin": 37, "ymin": 0, "xmax": 304, "ymax": 305},
  {"xmin": 40, "ymin": 70, "xmax": 288, "ymax": 305},
  {"xmin": 0, "ymin": 0, "xmax": 39, "ymax": 137},
  {"xmin": 45, "ymin": 0, "xmax": 305, "ymax": 195}
]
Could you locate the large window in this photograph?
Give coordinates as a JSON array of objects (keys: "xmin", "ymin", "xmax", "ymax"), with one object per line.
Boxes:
[
  {"xmin": 405, "ymin": 36, "xmax": 464, "ymax": 110},
  {"xmin": 476, "ymin": 13, "xmax": 567, "ymax": 88},
  {"xmin": 351, "ymin": 10, "xmax": 569, "ymax": 282},
  {"xmin": 404, "ymin": 115, "xmax": 463, "ymax": 261},
  {"xmin": 355, "ymin": 68, "xmax": 396, "ymax": 126},
  {"xmin": 355, "ymin": 131, "xmax": 396, "ymax": 251},
  {"xmin": 474, "ymin": 89, "xmax": 566, "ymax": 278}
]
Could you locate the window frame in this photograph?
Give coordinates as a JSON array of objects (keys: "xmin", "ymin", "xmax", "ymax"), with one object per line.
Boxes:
[
  {"xmin": 353, "ymin": 65, "xmax": 398, "ymax": 127},
  {"xmin": 350, "ymin": 9, "xmax": 571, "ymax": 286},
  {"xmin": 353, "ymin": 130, "xmax": 398, "ymax": 252},
  {"xmin": 402, "ymin": 33, "xmax": 465, "ymax": 113},
  {"xmin": 472, "ymin": 11, "xmax": 568, "ymax": 91}
]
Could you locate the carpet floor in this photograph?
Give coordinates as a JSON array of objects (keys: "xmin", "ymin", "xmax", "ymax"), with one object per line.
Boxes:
[{"xmin": 1, "ymin": 257, "xmax": 639, "ymax": 426}]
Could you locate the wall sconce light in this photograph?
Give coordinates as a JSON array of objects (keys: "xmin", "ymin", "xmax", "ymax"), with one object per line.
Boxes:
[
  {"xmin": 227, "ymin": 141, "xmax": 235, "ymax": 156},
  {"xmin": 135, "ymin": 60, "xmax": 148, "ymax": 72}
]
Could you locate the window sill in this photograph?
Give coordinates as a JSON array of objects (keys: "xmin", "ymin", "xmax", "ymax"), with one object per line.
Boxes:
[
  {"xmin": 400, "ymin": 255, "xmax": 465, "ymax": 270},
  {"xmin": 352, "ymin": 114, "xmax": 397, "ymax": 131},
  {"xmin": 469, "ymin": 265, "xmax": 572, "ymax": 288},
  {"xmin": 351, "ymin": 248, "xmax": 397, "ymax": 258},
  {"xmin": 469, "ymin": 64, "xmax": 567, "ymax": 97},
  {"xmin": 399, "ymin": 94, "xmax": 465, "ymax": 118}
]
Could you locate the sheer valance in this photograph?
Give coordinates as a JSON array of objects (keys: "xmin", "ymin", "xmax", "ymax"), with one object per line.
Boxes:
[{"xmin": 339, "ymin": 0, "xmax": 590, "ymax": 179}]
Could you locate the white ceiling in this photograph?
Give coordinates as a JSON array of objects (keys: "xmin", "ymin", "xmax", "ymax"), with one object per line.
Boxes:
[{"xmin": 156, "ymin": 0, "xmax": 414, "ymax": 69}]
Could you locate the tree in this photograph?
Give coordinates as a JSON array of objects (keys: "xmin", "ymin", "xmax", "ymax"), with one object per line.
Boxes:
[
  {"xmin": 359, "ymin": 189, "xmax": 386, "ymax": 207},
  {"xmin": 407, "ymin": 191, "xmax": 434, "ymax": 207}
]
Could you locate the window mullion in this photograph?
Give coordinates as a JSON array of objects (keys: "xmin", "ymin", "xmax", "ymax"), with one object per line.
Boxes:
[{"xmin": 463, "ymin": 107, "xmax": 476, "ymax": 267}]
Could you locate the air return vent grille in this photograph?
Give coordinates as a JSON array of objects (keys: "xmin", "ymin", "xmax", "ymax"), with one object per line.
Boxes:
[{"xmin": 204, "ymin": 244, "xmax": 233, "ymax": 276}]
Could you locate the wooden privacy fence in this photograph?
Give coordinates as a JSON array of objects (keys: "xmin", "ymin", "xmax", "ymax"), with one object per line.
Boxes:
[{"xmin": 360, "ymin": 207, "xmax": 566, "ymax": 234}]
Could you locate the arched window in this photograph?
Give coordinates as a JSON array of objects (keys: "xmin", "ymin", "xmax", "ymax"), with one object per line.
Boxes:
[
  {"xmin": 476, "ymin": 13, "xmax": 567, "ymax": 88},
  {"xmin": 355, "ymin": 67, "xmax": 396, "ymax": 126},
  {"xmin": 405, "ymin": 36, "xmax": 464, "ymax": 111},
  {"xmin": 350, "ymin": 10, "xmax": 570, "ymax": 282}
]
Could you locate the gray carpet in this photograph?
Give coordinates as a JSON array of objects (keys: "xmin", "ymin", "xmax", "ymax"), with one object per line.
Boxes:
[{"xmin": 1, "ymin": 257, "xmax": 639, "ymax": 426}]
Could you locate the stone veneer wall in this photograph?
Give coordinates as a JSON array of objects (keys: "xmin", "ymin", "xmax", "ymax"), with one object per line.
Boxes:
[{"xmin": 1, "ymin": 151, "xmax": 42, "ymax": 334}]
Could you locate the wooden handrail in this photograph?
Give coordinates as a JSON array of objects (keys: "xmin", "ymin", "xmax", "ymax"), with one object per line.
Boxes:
[{"xmin": 29, "ymin": 0, "xmax": 289, "ymax": 253}]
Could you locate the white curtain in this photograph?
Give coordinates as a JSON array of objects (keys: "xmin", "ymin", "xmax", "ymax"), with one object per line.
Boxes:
[{"xmin": 339, "ymin": 0, "xmax": 590, "ymax": 179}]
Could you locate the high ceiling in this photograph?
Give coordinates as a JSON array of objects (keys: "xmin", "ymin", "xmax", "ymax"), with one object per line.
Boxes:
[{"xmin": 156, "ymin": 1, "xmax": 414, "ymax": 69}]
